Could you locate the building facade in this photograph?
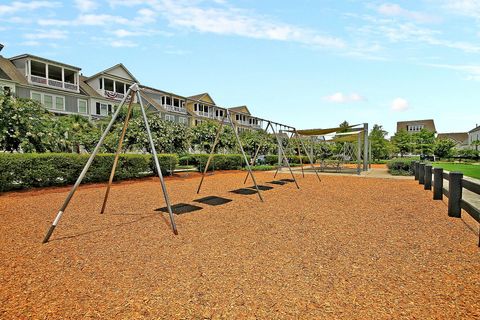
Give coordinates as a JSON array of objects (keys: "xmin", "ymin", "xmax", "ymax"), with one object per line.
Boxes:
[
  {"xmin": 0, "ymin": 50, "xmax": 264, "ymax": 131},
  {"xmin": 396, "ymin": 119, "xmax": 437, "ymax": 134}
]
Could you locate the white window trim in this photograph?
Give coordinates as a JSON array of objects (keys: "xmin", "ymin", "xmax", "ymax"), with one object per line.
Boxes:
[
  {"xmin": 165, "ymin": 114, "xmax": 175, "ymax": 122},
  {"xmin": 78, "ymin": 99, "xmax": 88, "ymax": 114},
  {"xmin": 31, "ymin": 91, "xmax": 65, "ymax": 111}
]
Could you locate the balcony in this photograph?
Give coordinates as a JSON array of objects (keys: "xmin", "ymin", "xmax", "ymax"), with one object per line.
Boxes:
[
  {"xmin": 164, "ymin": 104, "xmax": 187, "ymax": 114},
  {"xmin": 30, "ymin": 75, "xmax": 79, "ymax": 92},
  {"xmin": 196, "ymin": 111, "xmax": 215, "ymax": 119}
]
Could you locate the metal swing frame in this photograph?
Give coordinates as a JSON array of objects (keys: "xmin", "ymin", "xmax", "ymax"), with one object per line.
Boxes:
[{"xmin": 42, "ymin": 83, "xmax": 178, "ymax": 243}]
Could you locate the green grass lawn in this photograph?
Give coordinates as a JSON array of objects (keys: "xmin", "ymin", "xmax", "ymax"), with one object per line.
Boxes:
[{"xmin": 432, "ymin": 162, "xmax": 480, "ymax": 180}]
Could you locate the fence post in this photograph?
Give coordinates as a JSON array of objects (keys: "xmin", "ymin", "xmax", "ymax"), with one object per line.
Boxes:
[
  {"xmin": 433, "ymin": 167, "xmax": 443, "ymax": 200},
  {"xmin": 448, "ymin": 172, "xmax": 463, "ymax": 218},
  {"xmin": 424, "ymin": 164, "xmax": 432, "ymax": 190},
  {"xmin": 414, "ymin": 161, "xmax": 420, "ymax": 181},
  {"xmin": 419, "ymin": 163, "xmax": 425, "ymax": 185}
]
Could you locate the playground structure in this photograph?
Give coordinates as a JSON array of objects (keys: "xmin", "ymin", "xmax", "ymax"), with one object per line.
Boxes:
[
  {"xmin": 294, "ymin": 123, "xmax": 370, "ymax": 175},
  {"xmin": 42, "ymin": 83, "xmax": 318, "ymax": 243}
]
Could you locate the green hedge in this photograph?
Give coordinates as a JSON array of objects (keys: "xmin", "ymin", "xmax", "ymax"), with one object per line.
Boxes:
[
  {"xmin": 387, "ymin": 158, "xmax": 416, "ymax": 176},
  {"xmin": 193, "ymin": 154, "xmax": 244, "ymax": 171},
  {"xmin": 264, "ymin": 155, "xmax": 310, "ymax": 165},
  {"xmin": 0, "ymin": 153, "xmax": 178, "ymax": 192}
]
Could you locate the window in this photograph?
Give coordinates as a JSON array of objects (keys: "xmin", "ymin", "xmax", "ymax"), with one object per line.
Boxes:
[
  {"xmin": 48, "ymin": 65, "xmax": 62, "ymax": 81},
  {"xmin": 116, "ymin": 81, "xmax": 125, "ymax": 94},
  {"xmin": 78, "ymin": 100, "xmax": 88, "ymax": 114},
  {"xmin": 165, "ymin": 114, "xmax": 175, "ymax": 122},
  {"xmin": 31, "ymin": 60, "xmax": 46, "ymax": 77},
  {"xmin": 64, "ymin": 69, "xmax": 75, "ymax": 84},
  {"xmin": 31, "ymin": 92, "xmax": 42, "ymax": 102},
  {"xmin": 165, "ymin": 96, "xmax": 172, "ymax": 105},
  {"xmin": 179, "ymin": 117, "xmax": 187, "ymax": 125},
  {"xmin": 104, "ymin": 78, "xmax": 114, "ymax": 91},
  {"xmin": 96, "ymin": 102, "xmax": 110, "ymax": 116},
  {"xmin": 173, "ymin": 98, "xmax": 180, "ymax": 107},
  {"xmin": 99, "ymin": 78, "xmax": 103, "ymax": 89},
  {"xmin": 55, "ymin": 96, "xmax": 65, "ymax": 110},
  {"xmin": 2, "ymin": 86, "xmax": 12, "ymax": 96},
  {"xmin": 44, "ymin": 95, "xmax": 53, "ymax": 109}
]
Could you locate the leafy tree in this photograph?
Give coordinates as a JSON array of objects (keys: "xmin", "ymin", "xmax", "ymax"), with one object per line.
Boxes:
[
  {"xmin": 472, "ymin": 139, "xmax": 480, "ymax": 152},
  {"xmin": 338, "ymin": 120, "xmax": 350, "ymax": 133},
  {"xmin": 191, "ymin": 120, "xmax": 236, "ymax": 153},
  {"xmin": 391, "ymin": 129, "xmax": 412, "ymax": 157},
  {"xmin": 0, "ymin": 95, "xmax": 56, "ymax": 152},
  {"xmin": 369, "ymin": 124, "xmax": 390, "ymax": 160},
  {"xmin": 434, "ymin": 138, "xmax": 456, "ymax": 160},
  {"xmin": 412, "ymin": 129, "xmax": 435, "ymax": 155},
  {"xmin": 240, "ymin": 129, "xmax": 276, "ymax": 157}
]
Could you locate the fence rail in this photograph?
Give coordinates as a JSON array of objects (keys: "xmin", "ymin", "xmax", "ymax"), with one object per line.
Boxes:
[{"xmin": 413, "ymin": 161, "xmax": 480, "ymax": 246}]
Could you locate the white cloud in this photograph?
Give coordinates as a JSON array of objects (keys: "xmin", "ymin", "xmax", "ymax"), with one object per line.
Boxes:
[
  {"xmin": 441, "ymin": 0, "xmax": 480, "ymax": 19},
  {"xmin": 377, "ymin": 3, "xmax": 438, "ymax": 23},
  {"xmin": 0, "ymin": 1, "xmax": 59, "ymax": 15},
  {"xmin": 23, "ymin": 29, "xmax": 68, "ymax": 40},
  {"xmin": 152, "ymin": 0, "xmax": 346, "ymax": 49},
  {"xmin": 110, "ymin": 39, "xmax": 138, "ymax": 47},
  {"xmin": 74, "ymin": 0, "xmax": 98, "ymax": 12},
  {"xmin": 426, "ymin": 63, "xmax": 480, "ymax": 81},
  {"xmin": 391, "ymin": 98, "xmax": 409, "ymax": 111},
  {"xmin": 38, "ymin": 8, "xmax": 156, "ymax": 27},
  {"xmin": 324, "ymin": 92, "xmax": 366, "ymax": 103}
]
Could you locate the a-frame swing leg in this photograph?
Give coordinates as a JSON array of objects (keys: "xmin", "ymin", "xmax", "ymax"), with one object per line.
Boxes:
[
  {"xmin": 196, "ymin": 114, "xmax": 227, "ymax": 194},
  {"xmin": 270, "ymin": 123, "xmax": 300, "ymax": 189},
  {"xmin": 227, "ymin": 110, "xmax": 263, "ymax": 202},
  {"xmin": 291, "ymin": 132, "xmax": 304, "ymax": 178},
  {"xmin": 294, "ymin": 130, "xmax": 321, "ymax": 182},
  {"xmin": 137, "ymin": 89, "xmax": 178, "ymax": 235},
  {"xmin": 243, "ymin": 142, "xmax": 262, "ymax": 184},
  {"xmin": 42, "ymin": 87, "xmax": 133, "ymax": 243},
  {"xmin": 100, "ymin": 90, "xmax": 136, "ymax": 214}
]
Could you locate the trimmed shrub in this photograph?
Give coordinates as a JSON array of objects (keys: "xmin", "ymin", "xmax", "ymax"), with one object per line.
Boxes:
[
  {"xmin": 241, "ymin": 165, "xmax": 277, "ymax": 171},
  {"xmin": 193, "ymin": 154, "xmax": 244, "ymax": 171},
  {"xmin": 387, "ymin": 158, "xmax": 416, "ymax": 176},
  {"xmin": 264, "ymin": 155, "xmax": 310, "ymax": 165},
  {"xmin": 0, "ymin": 153, "xmax": 177, "ymax": 192}
]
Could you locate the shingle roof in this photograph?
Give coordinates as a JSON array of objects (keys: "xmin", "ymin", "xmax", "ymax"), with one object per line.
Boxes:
[
  {"xmin": 0, "ymin": 56, "xmax": 28, "ymax": 84},
  {"xmin": 396, "ymin": 119, "xmax": 436, "ymax": 133},
  {"xmin": 437, "ymin": 132, "xmax": 468, "ymax": 144},
  {"xmin": 79, "ymin": 75, "xmax": 104, "ymax": 99},
  {"xmin": 229, "ymin": 105, "xmax": 251, "ymax": 115},
  {"xmin": 86, "ymin": 63, "xmax": 138, "ymax": 82},
  {"xmin": 9, "ymin": 54, "xmax": 81, "ymax": 71},
  {"xmin": 468, "ymin": 125, "xmax": 480, "ymax": 133},
  {"xmin": 187, "ymin": 93, "xmax": 215, "ymax": 105}
]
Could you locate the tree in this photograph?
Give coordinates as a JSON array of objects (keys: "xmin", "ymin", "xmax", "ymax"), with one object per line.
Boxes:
[
  {"xmin": 0, "ymin": 95, "xmax": 57, "ymax": 152},
  {"xmin": 191, "ymin": 120, "xmax": 236, "ymax": 153},
  {"xmin": 412, "ymin": 129, "xmax": 435, "ymax": 155},
  {"xmin": 434, "ymin": 138, "xmax": 456, "ymax": 160},
  {"xmin": 338, "ymin": 120, "xmax": 350, "ymax": 133},
  {"xmin": 369, "ymin": 124, "xmax": 390, "ymax": 160},
  {"xmin": 240, "ymin": 129, "xmax": 276, "ymax": 157},
  {"xmin": 391, "ymin": 129, "xmax": 412, "ymax": 157}
]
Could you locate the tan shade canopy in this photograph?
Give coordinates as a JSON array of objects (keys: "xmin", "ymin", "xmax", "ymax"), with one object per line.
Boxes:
[{"xmin": 295, "ymin": 124, "xmax": 362, "ymax": 136}]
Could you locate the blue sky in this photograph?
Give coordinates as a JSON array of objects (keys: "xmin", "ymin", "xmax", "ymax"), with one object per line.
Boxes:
[{"xmin": 1, "ymin": 0, "xmax": 480, "ymax": 135}]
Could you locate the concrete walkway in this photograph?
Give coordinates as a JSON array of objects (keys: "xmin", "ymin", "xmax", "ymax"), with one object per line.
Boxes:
[{"xmin": 275, "ymin": 166, "xmax": 412, "ymax": 180}]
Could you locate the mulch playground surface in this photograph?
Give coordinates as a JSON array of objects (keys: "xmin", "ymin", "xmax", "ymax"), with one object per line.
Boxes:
[{"xmin": 1, "ymin": 171, "xmax": 479, "ymax": 319}]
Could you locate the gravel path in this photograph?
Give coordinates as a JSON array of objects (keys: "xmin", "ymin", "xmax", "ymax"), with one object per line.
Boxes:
[{"xmin": 0, "ymin": 171, "xmax": 479, "ymax": 319}]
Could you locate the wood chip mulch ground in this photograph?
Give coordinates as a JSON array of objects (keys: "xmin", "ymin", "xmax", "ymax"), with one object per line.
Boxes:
[{"xmin": 0, "ymin": 171, "xmax": 479, "ymax": 319}]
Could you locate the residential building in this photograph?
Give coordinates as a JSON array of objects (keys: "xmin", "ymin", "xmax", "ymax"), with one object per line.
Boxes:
[
  {"xmin": 186, "ymin": 93, "xmax": 227, "ymax": 126},
  {"xmin": 468, "ymin": 125, "xmax": 480, "ymax": 147},
  {"xmin": 228, "ymin": 105, "xmax": 263, "ymax": 132},
  {"xmin": 437, "ymin": 132, "xmax": 468, "ymax": 149},
  {"xmin": 396, "ymin": 119, "xmax": 437, "ymax": 134},
  {"xmin": 0, "ymin": 48, "xmax": 265, "ymax": 130},
  {"xmin": 1, "ymin": 54, "xmax": 93, "ymax": 116},
  {"xmin": 139, "ymin": 85, "xmax": 190, "ymax": 125}
]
